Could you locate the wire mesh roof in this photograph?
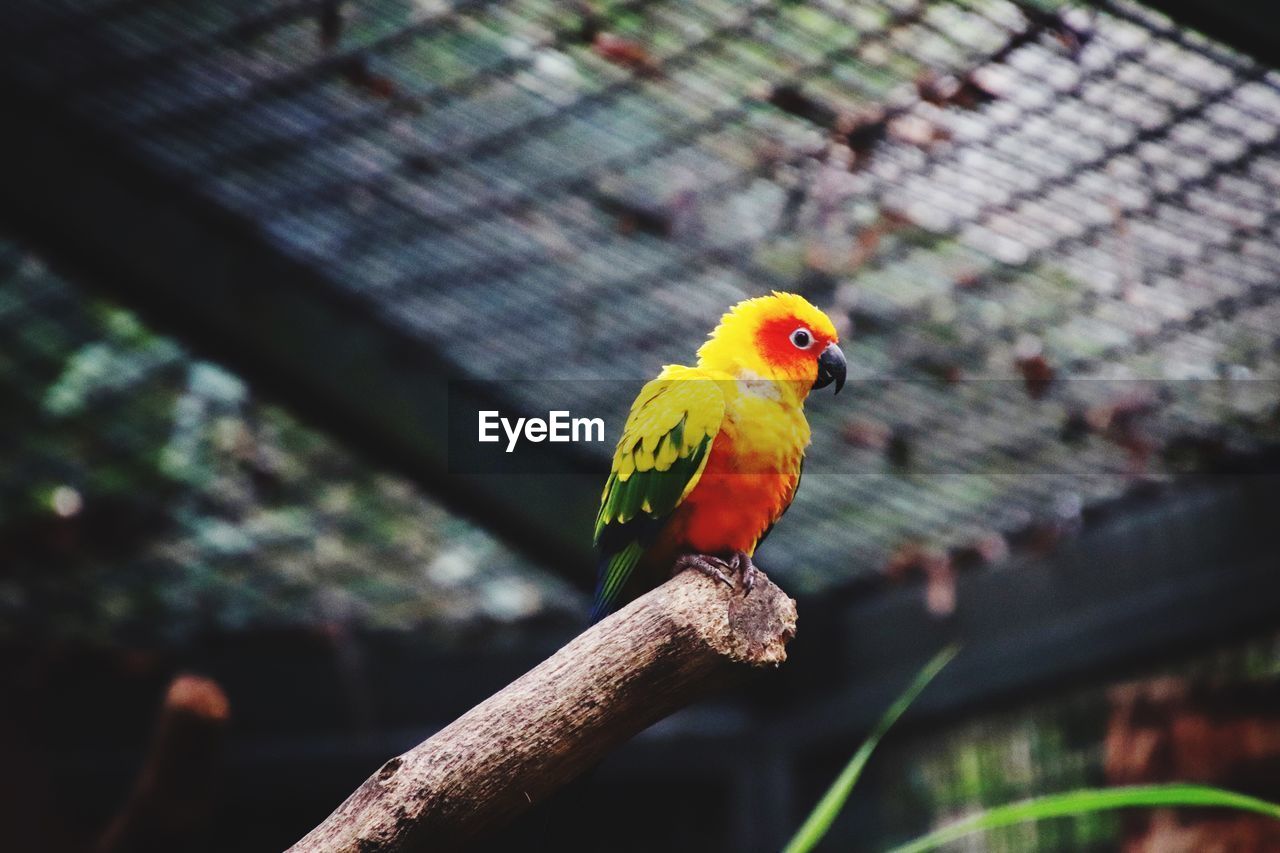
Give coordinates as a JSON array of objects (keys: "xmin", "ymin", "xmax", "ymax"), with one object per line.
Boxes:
[{"xmin": 4, "ymin": 0, "xmax": 1280, "ymax": 598}]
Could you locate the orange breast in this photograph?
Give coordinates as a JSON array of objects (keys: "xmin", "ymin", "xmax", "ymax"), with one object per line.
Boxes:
[{"xmin": 661, "ymin": 433, "xmax": 799, "ymax": 556}]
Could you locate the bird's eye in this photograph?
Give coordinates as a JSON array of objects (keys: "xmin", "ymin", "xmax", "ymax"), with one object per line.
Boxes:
[{"xmin": 790, "ymin": 328, "xmax": 812, "ymax": 349}]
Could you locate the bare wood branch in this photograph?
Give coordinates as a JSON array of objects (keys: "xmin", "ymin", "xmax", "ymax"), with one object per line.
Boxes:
[
  {"xmin": 289, "ymin": 567, "xmax": 798, "ymax": 853},
  {"xmin": 96, "ymin": 674, "xmax": 230, "ymax": 853}
]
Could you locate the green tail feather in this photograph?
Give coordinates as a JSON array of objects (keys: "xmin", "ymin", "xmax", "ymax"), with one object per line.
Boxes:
[{"xmin": 590, "ymin": 541, "xmax": 645, "ymax": 623}]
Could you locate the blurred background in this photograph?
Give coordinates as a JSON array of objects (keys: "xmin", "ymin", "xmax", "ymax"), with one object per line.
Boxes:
[{"xmin": 2, "ymin": 0, "xmax": 1279, "ymax": 850}]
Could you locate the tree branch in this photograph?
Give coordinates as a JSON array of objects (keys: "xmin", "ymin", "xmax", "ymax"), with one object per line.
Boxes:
[
  {"xmin": 96, "ymin": 674, "xmax": 230, "ymax": 853},
  {"xmin": 289, "ymin": 567, "xmax": 798, "ymax": 852}
]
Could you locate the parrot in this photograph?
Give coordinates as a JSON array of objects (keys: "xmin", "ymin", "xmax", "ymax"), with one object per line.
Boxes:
[{"xmin": 590, "ymin": 291, "xmax": 846, "ymax": 622}]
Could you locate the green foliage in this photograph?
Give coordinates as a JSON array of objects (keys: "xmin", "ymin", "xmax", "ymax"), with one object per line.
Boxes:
[
  {"xmin": 782, "ymin": 646, "xmax": 958, "ymax": 853},
  {"xmin": 885, "ymin": 785, "xmax": 1280, "ymax": 853},
  {"xmin": 784, "ymin": 648, "xmax": 1280, "ymax": 853}
]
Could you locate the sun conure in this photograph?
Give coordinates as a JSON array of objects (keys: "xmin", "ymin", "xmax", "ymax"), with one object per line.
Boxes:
[{"xmin": 591, "ymin": 292, "xmax": 846, "ymax": 622}]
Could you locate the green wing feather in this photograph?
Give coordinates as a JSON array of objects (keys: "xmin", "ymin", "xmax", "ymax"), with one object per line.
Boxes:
[{"xmin": 590, "ymin": 367, "xmax": 726, "ymax": 621}]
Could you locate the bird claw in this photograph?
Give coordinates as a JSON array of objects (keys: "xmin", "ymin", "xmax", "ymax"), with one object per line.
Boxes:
[
  {"xmin": 729, "ymin": 550, "xmax": 760, "ymax": 596},
  {"xmin": 674, "ymin": 554, "xmax": 734, "ymax": 588},
  {"xmin": 675, "ymin": 551, "xmax": 760, "ymax": 596}
]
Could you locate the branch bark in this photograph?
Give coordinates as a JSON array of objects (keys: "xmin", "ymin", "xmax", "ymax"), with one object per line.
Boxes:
[{"xmin": 289, "ymin": 567, "xmax": 798, "ymax": 852}]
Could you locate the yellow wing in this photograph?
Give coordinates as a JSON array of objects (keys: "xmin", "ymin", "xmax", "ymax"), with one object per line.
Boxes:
[{"xmin": 591, "ymin": 365, "xmax": 726, "ymax": 620}]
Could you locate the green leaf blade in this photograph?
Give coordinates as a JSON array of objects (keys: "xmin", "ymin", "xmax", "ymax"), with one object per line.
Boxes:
[
  {"xmin": 782, "ymin": 645, "xmax": 959, "ymax": 853},
  {"xmin": 884, "ymin": 783, "xmax": 1280, "ymax": 853}
]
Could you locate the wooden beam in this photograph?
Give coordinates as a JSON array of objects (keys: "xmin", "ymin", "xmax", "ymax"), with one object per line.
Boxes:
[{"xmin": 1097, "ymin": 0, "xmax": 1280, "ymax": 72}]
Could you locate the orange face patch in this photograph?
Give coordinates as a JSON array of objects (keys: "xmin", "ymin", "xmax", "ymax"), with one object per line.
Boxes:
[{"xmin": 754, "ymin": 313, "xmax": 832, "ymax": 373}]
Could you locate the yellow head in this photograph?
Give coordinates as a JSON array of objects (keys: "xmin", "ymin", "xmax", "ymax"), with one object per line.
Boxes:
[{"xmin": 696, "ymin": 292, "xmax": 846, "ymax": 396}]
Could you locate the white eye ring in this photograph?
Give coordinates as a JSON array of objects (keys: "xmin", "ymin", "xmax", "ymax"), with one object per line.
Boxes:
[{"xmin": 790, "ymin": 327, "xmax": 813, "ymax": 349}]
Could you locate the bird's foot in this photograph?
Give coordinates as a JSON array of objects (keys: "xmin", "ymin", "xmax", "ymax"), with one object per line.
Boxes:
[
  {"xmin": 728, "ymin": 550, "xmax": 761, "ymax": 595},
  {"xmin": 673, "ymin": 553, "xmax": 734, "ymax": 588},
  {"xmin": 674, "ymin": 551, "xmax": 761, "ymax": 595}
]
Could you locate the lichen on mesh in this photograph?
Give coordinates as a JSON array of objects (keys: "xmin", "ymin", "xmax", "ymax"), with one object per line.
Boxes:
[{"xmin": 0, "ymin": 241, "xmax": 583, "ymax": 644}]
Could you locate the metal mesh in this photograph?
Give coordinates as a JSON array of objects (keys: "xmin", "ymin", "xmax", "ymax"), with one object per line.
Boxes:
[{"xmin": 3, "ymin": 0, "xmax": 1279, "ymax": 596}]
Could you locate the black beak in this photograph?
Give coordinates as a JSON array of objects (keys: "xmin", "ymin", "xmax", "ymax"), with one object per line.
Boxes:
[{"xmin": 815, "ymin": 343, "xmax": 847, "ymax": 394}]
